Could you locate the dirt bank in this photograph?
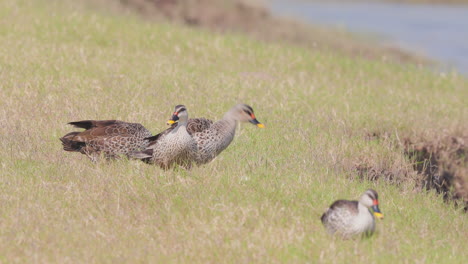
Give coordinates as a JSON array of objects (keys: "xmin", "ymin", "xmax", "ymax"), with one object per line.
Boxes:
[{"xmin": 354, "ymin": 130, "xmax": 468, "ymax": 210}]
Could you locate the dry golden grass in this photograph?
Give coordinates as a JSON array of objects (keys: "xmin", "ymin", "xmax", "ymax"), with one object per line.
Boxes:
[{"xmin": 0, "ymin": 0, "xmax": 467, "ymax": 263}]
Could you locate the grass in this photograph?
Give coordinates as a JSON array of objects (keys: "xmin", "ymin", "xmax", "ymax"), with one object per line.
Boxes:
[
  {"xmin": 115, "ymin": 0, "xmax": 427, "ymax": 64},
  {"xmin": 0, "ymin": 0, "xmax": 467, "ymax": 263},
  {"xmin": 377, "ymin": 0, "xmax": 468, "ymax": 4},
  {"xmin": 295, "ymin": 0, "xmax": 468, "ymax": 4}
]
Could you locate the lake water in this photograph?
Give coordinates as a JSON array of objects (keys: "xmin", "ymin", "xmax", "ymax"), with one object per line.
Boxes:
[{"xmin": 270, "ymin": 1, "xmax": 468, "ymax": 75}]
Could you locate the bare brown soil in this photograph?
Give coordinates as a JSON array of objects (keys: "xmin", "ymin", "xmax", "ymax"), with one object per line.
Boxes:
[
  {"xmin": 355, "ymin": 131, "xmax": 468, "ymax": 210},
  {"xmin": 404, "ymin": 134, "xmax": 468, "ymax": 210}
]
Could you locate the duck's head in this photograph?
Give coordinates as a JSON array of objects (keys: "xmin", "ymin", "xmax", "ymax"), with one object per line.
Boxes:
[
  {"xmin": 359, "ymin": 189, "xmax": 384, "ymax": 219},
  {"xmin": 226, "ymin": 104, "xmax": 264, "ymax": 128},
  {"xmin": 167, "ymin": 105, "xmax": 188, "ymax": 125}
]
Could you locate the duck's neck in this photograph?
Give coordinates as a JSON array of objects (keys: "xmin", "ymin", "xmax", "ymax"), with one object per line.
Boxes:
[
  {"xmin": 357, "ymin": 203, "xmax": 374, "ymax": 223},
  {"xmin": 223, "ymin": 108, "xmax": 239, "ymax": 124},
  {"xmin": 172, "ymin": 120, "xmax": 188, "ymax": 134},
  {"xmin": 357, "ymin": 203, "xmax": 368, "ymax": 215},
  {"xmin": 356, "ymin": 202, "xmax": 376, "ymax": 234},
  {"xmin": 220, "ymin": 113, "xmax": 238, "ymax": 133},
  {"xmin": 211, "ymin": 117, "xmax": 237, "ymax": 151}
]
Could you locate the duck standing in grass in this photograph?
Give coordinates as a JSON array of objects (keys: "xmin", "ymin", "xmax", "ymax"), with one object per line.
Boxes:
[
  {"xmin": 321, "ymin": 189, "xmax": 384, "ymax": 238},
  {"xmin": 132, "ymin": 103, "xmax": 264, "ymax": 168},
  {"xmin": 131, "ymin": 105, "xmax": 200, "ymax": 169},
  {"xmin": 190, "ymin": 103, "xmax": 264, "ymax": 166},
  {"xmin": 60, "ymin": 120, "xmax": 152, "ymax": 162}
]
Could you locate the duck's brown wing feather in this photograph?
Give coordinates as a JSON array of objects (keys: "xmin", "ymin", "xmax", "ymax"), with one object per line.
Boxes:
[
  {"xmin": 68, "ymin": 120, "xmax": 120, "ymax": 130},
  {"xmin": 69, "ymin": 121, "xmax": 146, "ymax": 142},
  {"xmin": 60, "ymin": 132, "xmax": 85, "ymax": 152},
  {"xmin": 186, "ymin": 118, "xmax": 213, "ymax": 135},
  {"xmin": 329, "ymin": 200, "xmax": 359, "ymax": 214},
  {"xmin": 321, "ymin": 200, "xmax": 359, "ymax": 223}
]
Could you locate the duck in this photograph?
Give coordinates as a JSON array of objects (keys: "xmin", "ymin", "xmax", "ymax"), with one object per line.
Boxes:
[
  {"xmin": 131, "ymin": 105, "xmax": 199, "ymax": 169},
  {"xmin": 188, "ymin": 103, "xmax": 264, "ymax": 165},
  {"xmin": 60, "ymin": 120, "xmax": 153, "ymax": 162},
  {"xmin": 321, "ymin": 189, "xmax": 384, "ymax": 238},
  {"xmin": 133, "ymin": 104, "xmax": 264, "ymax": 167}
]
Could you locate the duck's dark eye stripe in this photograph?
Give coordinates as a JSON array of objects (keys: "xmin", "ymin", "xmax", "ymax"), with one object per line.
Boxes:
[
  {"xmin": 178, "ymin": 108, "xmax": 186, "ymax": 112},
  {"xmin": 367, "ymin": 189, "xmax": 378, "ymax": 200},
  {"xmin": 246, "ymin": 106, "xmax": 254, "ymax": 113}
]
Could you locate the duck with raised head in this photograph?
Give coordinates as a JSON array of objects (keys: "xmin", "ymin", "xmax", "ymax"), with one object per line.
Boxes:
[
  {"xmin": 133, "ymin": 104, "xmax": 264, "ymax": 168},
  {"xmin": 60, "ymin": 120, "xmax": 152, "ymax": 162},
  {"xmin": 321, "ymin": 189, "xmax": 384, "ymax": 238},
  {"xmin": 189, "ymin": 103, "xmax": 264, "ymax": 165}
]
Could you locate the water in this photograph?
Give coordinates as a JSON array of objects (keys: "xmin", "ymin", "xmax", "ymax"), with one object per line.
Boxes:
[{"xmin": 270, "ymin": 1, "xmax": 468, "ymax": 75}]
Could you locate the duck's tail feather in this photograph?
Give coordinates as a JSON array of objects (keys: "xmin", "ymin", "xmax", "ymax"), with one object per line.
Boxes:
[
  {"xmin": 60, "ymin": 132, "xmax": 85, "ymax": 152},
  {"xmin": 129, "ymin": 149, "xmax": 153, "ymax": 160}
]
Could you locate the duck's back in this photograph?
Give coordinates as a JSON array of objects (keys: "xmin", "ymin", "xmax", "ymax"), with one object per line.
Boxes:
[
  {"xmin": 192, "ymin": 119, "xmax": 236, "ymax": 164},
  {"xmin": 321, "ymin": 200, "xmax": 359, "ymax": 235},
  {"xmin": 157, "ymin": 117, "xmax": 230, "ymax": 165},
  {"xmin": 186, "ymin": 118, "xmax": 213, "ymax": 135},
  {"xmin": 321, "ymin": 199, "xmax": 376, "ymax": 237},
  {"xmin": 60, "ymin": 120, "xmax": 152, "ymax": 159}
]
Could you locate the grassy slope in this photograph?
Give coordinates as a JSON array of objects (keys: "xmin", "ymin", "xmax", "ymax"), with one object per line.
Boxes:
[
  {"xmin": 297, "ymin": 0, "xmax": 468, "ymax": 4},
  {"xmin": 116, "ymin": 0, "xmax": 427, "ymax": 64},
  {"xmin": 379, "ymin": 0, "xmax": 468, "ymax": 4},
  {"xmin": 0, "ymin": 0, "xmax": 467, "ymax": 263}
]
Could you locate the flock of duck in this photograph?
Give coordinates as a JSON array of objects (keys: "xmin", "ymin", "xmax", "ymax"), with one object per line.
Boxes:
[
  {"xmin": 60, "ymin": 104, "xmax": 263, "ymax": 167},
  {"xmin": 60, "ymin": 103, "xmax": 384, "ymax": 238}
]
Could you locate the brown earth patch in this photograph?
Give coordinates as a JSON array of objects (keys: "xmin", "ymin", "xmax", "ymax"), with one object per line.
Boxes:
[
  {"xmin": 352, "ymin": 132, "xmax": 419, "ymax": 185},
  {"xmin": 404, "ymin": 135, "xmax": 467, "ymax": 210},
  {"xmin": 354, "ymin": 131, "xmax": 468, "ymax": 210}
]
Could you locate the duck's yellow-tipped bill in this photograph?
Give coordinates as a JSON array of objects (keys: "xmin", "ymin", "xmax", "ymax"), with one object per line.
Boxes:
[
  {"xmin": 257, "ymin": 123, "xmax": 265, "ymax": 128},
  {"xmin": 167, "ymin": 120, "xmax": 176, "ymax": 125},
  {"xmin": 374, "ymin": 212, "xmax": 384, "ymax": 219}
]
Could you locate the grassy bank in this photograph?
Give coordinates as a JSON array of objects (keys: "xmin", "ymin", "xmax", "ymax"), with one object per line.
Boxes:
[
  {"xmin": 0, "ymin": 0, "xmax": 467, "ymax": 263},
  {"xmin": 108, "ymin": 0, "xmax": 426, "ymax": 64},
  {"xmin": 295, "ymin": 0, "xmax": 468, "ymax": 4},
  {"xmin": 387, "ymin": 0, "xmax": 468, "ymax": 3},
  {"xmin": 375, "ymin": 0, "xmax": 468, "ymax": 4}
]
